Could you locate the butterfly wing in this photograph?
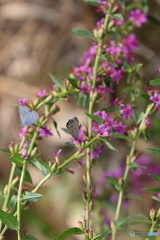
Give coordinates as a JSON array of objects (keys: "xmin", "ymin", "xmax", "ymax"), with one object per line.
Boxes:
[
  {"xmin": 66, "ymin": 117, "xmax": 80, "ymax": 139},
  {"xmin": 19, "ymin": 105, "xmax": 39, "ymax": 126}
]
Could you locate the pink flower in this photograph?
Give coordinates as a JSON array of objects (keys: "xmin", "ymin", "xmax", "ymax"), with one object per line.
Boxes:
[
  {"xmin": 36, "ymin": 89, "xmax": 47, "ymax": 98},
  {"xmin": 19, "ymin": 126, "xmax": 28, "ymax": 139},
  {"xmin": 53, "ymin": 149, "xmax": 62, "ymax": 157},
  {"xmin": 120, "ymin": 104, "xmax": 134, "ymax": 119},
  {"xmin": 21, "ymin": 149, "xmax": 28, "ymax": 159},
  {"xmin": 129, "ymin": 9, "xmax": 147, "ymax": 27},
  {"xmin": 39, "ymin": 126, "xmax": 53, "ymax": 138},
  {"xmin": 18, "ymin": 98, "xmax": 28, "ymax": 105}
]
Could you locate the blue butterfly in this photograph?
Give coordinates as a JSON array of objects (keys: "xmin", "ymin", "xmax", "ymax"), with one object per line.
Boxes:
[{"xmin": 19, "ymin": 105, "xmax": 39, "ymax": 126}]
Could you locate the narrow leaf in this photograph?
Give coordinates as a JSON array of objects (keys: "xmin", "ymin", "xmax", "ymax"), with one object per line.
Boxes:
[
  {"xmin": 127, "ymin": 214, "xmax": 150, "ymax": 225},
  {"xmin": 99, "ymin": 137, "xmax": 118, "ymax": 151},
  {"xmin": 23, "ymin": 236, "xmax": 39, "ymax": 240},
  {"xmin": 92, "ymin": 229, "xmax": 111, "ymax": 240},
  {"xmin": 30, "ymin": 159, "xmax": 49, "ymax": 177},
  {"xmin": 83, "ymin": 0, "xmax": 100, "ymax": 6},
  {"xmin": 51, "ymin": 227, "xmax": 83, "ymax": 240},
  {"xmin": 0, "ymin": 148, "xmax": 10, "ymax": 153},
  {"xmin": 22, "ymin": 192, "xmax": 42, "ymax": 202},
  {"xmin": 111, "ymin": 13, "xmax": 124, "ymax": 20},
  {"xmin": 150, "ymin": 79, "xmax": 160, "ymax": 86},
  {"xmin": 152, "ymin": 196, "xmax": 160, "ymax": 202},
  {"xmin": 133, "ymin": 63, "xmax": 143, "ymax": 73},
  {"xmin": 112, "ymin": 132, "xmax": 131, "ymax": 141},
  {"xmin": 106, "ymin": 176, "xmax": 121, "ymax": 191},
  {"xmin": 61, "ymin": 128, "xmax": 70, "ymax": 135},
  {"xmin": 0, "ymin": 210, "xmax": 19, "ymax": 230},
  {"xmin": 67, "ymin": 78, "xmax": 79, "ymax": 89},
  {"xmin": 8, "ymin": 153, "xmax": 24, "ymax": 164},
  {"xmin": 149, "ymin": 174, "xmax": 160, "ymax": 182},
  {"xmin": 147, "ymin": 148, "xmax": 160, "ymax": 155},
  {"xmin": 71, "ymin": 29, "xmax": 95, "ymax": 40},
  {"xmin": 148, "ymin": 15, "xmax": 160, "ymax": 25},
  {"xmin": 85, "ymin": 113, "xmax": 103, "ymax": 124},
  {"xmin": 51, "ymin": 118, "xmax": 61, "ymax": 138},
  {"xmin": 123, "ymin": 193, "xmax": 142, "ymax": 200},
  {"xmin": 101, "ymin": 106, "xmax": 119, "ymax": 112},
  {"xmin": 15, "ymin": 167, "xmax": 32, "ymax": 183},
  {"xmin": 137, "ymin": 112, "xmax": 145, "ymax": 124},
  {"xmin": 48, "ymin": 73, "xmax": 64, "ymax": 89},
  {"xmin": 143, "ymin": 187, "xmax": 160, "ymax": 192},
  {"xmin": 9, "ymin": 195, "xmax": 17, "ymax": 212},
  {"xmin": 100, "ymin": 54, "xmax": 118, "ymax": 67}
]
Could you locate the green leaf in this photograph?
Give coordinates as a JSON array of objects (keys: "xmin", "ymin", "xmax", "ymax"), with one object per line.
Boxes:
[
  {"xmin": 77, "ymin": 93, "xmax": 90, "ymax": 108},
  {"xmin": 15, "ymin": 167, "xmax": 32, "ymax": 183},
  {"xmin": 105, "ymin": 176, "xmax": 121, "ymax": 191},
  {"xmin": 8, "ymin": 153, "xmax": 24, "ymax": 164},
  {"xmin": 116, "ymin": 216, "xmax": 130, "ymax": 228},
  {"xmin": 101, "ymin": 106, "xmax": 120, "ymax": 113},
  {"xmin": 48, "ymin": 73, "xmax": 64, "ymax": 89},
  {"xmin": 146, "ymin": 148, "xmax": 160, "ymax": 155},
  {"xmin": 9, "ymin": 195, "xmax": 17, "ymax": 212},
  {"xmin": 123, "ymin": 193, "xmax": 142, "ymax": 200},
  {"xmin": 71, "ymin": 29, "xmax": 95, "ymax": 40},
  {"xmin": 99, "ymin": 137, "xmax": 118, "ymax": 152},
  {"xmin": 0, "ymin": 148, "xmax": 10, "ymax": 153},
  {"xmin": 112, "ymin": 132, "xmax": 131, "ymax": 141},
  {"xmin": 0, "ymin": 210, "xmax": 19, "ymax": 230},
  {"xmin": 137, "ymin": 112, "xmax": 145, "ymax": 124},
  {"xmin": 123, "ymin": 63, "xmax": 132, "ymax": 73},
  {"xmin": 143, "ymin": 187, "xmax": 160, "ymax": 192},
  {"xmin": 127, "ymin": 214, "xmax": 150, "ymax": 225},
  {"xmin": 111, "ymin": 13, "xmax": 124, "ymax": 20},
  {"xmin": 67, "ymin": 77, "xmax": 79, "ymax": 89},
  {"xmin": 85, "ymin": 113, "xmax": 103, "ymax": 124},
  {"xmin": 150, "ymin": 79, "xmax": 160, "ymax": 86},
  {"xmin": 141, "ymin": 93, "xmax": 151, "ymax": 102},
  {"xmin": 51, "ymin": 227, "xmax": 83, "ymax": 240},
  {"xmin": 133, "ymin": 63, "xmax": 143, "ymax": 73},
  {"xmin": 152, "ymin": 196, "xmax": 160, "ymax": 202},
  {"xmin": 22, "ymin": 192, "xmax": 42, "ymax": 202},
  {"xmin": 61, "ymin": 128, "xmax": 70, "ymax": 135},
  {"xmin": 30, "ymin": 159, "xmax": 49, "ymax": 177},
  {"xmin": 92, "ymin": 229, "xmax": 111, "ymax": 240},
  {"xmin": 23, "ymin": 236, "xmax": 39, "ymax": 240},
  {"xmin": 148, "ymin": 15, "xmax": 160, "ymax": 25},
  {"xmin": 149, "ymin": 174, "xmax": 160, "ymax": 182},
  {"xmin": 100, "ymin": 54, "xmax": 118, "ymax": 67},
  {"xmin": 51, "ymin": 118, "xmax": 61, "ymax": 138},
  {"xmin": 83, "ymin": 0, "xmax": 100, "ymax": 6},
  {"xmin": 126, "ymin": 3, "xmax": 141, "ymax": 11},
  {"xmin": 129, "ymin": 162, "xmax": 146, "ymax": 171}
]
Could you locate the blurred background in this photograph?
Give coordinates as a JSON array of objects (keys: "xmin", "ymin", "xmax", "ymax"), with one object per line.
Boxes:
[{"xmin": 0, "ymin": 0, "xmax": 160, "ymax": 239}]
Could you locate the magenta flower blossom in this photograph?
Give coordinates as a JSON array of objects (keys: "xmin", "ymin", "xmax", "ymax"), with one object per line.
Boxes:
[
  {"xmin": 144, "ymin": 116, "xmax": 152, "ymax": 128},
  {"xmin": 80, "ymin": 81, "xmax": 91, "ymax": 93},
  {"xmin": 68, "ymin": 168, "xmax": 75, "ymax": 174},
  {"xmin": 23, "ymin": 141, "xmax": 29, "ymax": 148},
  {"xmin": 19, "ymin": 126, "xmax": 28, "ymax": 139},
  {"xmin": 94, "ymin": 111, "xmax": 108, "ymax": 120},
  {"xmin": 150, "ymin": 92, "xmax": 160, "ymax": 108},
  {"xmin": 109, "ymin": 97, "xmax": 121, "ymax": 106},
  {"xmin": 36, "ymin": 89, "xmax": 47, "ymax": 98},
  {"xmin": 18, "ymin": 98, "xmax": 28, "ymax": 105},
  {"xmin": 113, "ymin": 121, "xmax": 127, "ymax": 134},
  {"xmin": 21, "ymin": 149, "xmax": 28, "ymax": 159},
  {"xmin": 120, "ymin": 104, "xmax": 134, "ymax": 119},
  {"xmin": 129, "ymin": 9, "xmax": 147, "ymax": 27},
  {"xmin": 91, "ymin": 145, "xmax": 106, "ymax": 159},
  {"xmin": 53, "ymin": 149, "xmax": 62, "ymax": 157},
  {"xmin": 39, "ymin": 126, "xmax": 53, "ymax": 138}
]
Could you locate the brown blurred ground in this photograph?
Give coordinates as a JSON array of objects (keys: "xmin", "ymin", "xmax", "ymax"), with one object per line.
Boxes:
[{"xmin": 0, "ymin": 1, "xmax": 160, "ymax": 239}]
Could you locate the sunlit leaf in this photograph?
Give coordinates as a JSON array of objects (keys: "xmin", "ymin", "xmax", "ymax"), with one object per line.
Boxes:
[
  {"xmin": 150, "ymin": 79, "xmax": 160, "ymax": 86},
  {"xmin": 48, "ymin": 73, "xmax": 64, "ymax": 89},
  {"xmin": 8, "ymin": 153, "xmax": 24, "ymax": 164},
  {"xmin": 15, "ymin": 167, "xmax": 32, "ymax": 183},
  {"xmin": 106, "ymin": 176, "xmax": 121, "ymax": 191},
  {"xmin": 111, "ymin": 13, "xmax": 124, "ymax": 20},
  {"xmin": 99, "ymin": 137, "xmax": 118, "ymax": 151},
  {"xmin": 22, "ymin": 192, "xmax": 42, "ymax": 202},
  {"xmin": 85, "ymin": 113, "xmax": 103, "ymax": 124}
]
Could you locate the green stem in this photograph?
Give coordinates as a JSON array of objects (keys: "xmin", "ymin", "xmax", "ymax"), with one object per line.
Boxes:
[
  {"xmin": 17, "ymin": 160, "xmax": 28, "ymax": 240},
  {"xmin": 112, "ymin": 132, "xmax": 140, "ymax": 240}
]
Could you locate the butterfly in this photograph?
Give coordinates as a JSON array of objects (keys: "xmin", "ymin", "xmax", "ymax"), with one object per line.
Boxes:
[
  {"xmin": 19, "ymin": 105, "xmax": 39, "ymax": 126},
  {"xmin": 66, "ymin": 117, "xmax": 81, "ymax": 139}
]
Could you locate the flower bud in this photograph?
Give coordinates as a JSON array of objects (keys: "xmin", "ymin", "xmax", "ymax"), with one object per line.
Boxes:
[
  {"xmin": 149, "ymin": 208, "xmax": 156, "ymax": 221},
  {"xmin": 49, "ymin": 105, "xmax": 60, "ymax": 115},
  {"xmin": 127, "ymin": 127, "xmax": 138, "ymax": 140},
  {"xmin": 30, "ymin": 147, "xmax": 38, "ymax": 157}
]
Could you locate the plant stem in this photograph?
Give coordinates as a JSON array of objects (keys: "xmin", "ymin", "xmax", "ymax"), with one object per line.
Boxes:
[{"xmin": 112, "ymin": 131, "xmax": 140, "ymax": 240}]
